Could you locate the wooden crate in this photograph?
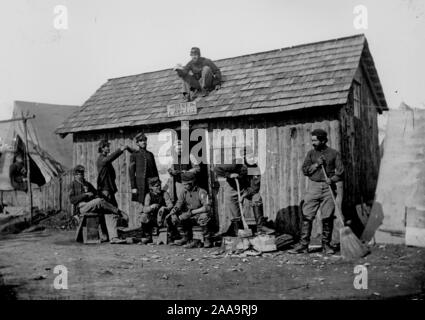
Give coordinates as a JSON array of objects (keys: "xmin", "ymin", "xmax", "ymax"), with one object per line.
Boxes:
[{"xmin": 75, "ymin": 214, "xmax": 106, "ymax": 244}]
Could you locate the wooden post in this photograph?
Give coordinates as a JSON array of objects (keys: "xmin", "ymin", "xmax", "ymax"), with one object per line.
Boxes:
[{"xmin": 22, "ymin": 114, "xmax": 33, "ymax": 222}]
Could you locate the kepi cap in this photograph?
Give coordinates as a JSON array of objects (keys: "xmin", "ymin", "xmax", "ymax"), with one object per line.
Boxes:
[
  {"xmin": 98, "ymin": 139, "xmax": 110, "ymax": 152},
  {"xmin": 73, "ymin": 165, "xmax": 85, "ymax": 174},
  {"xmin": 135, "ymin": 132, "xmax": 148, "ymax": 142},
  {"xmin": 190, "ymin": 47, "xmax": 201, "ymax": 56},
  {"xmin": 148, "ymin": 176, "xmax": 161, "ymax": 187},
  {"xmin": 311, "ymin": 128, "xmax": 328, "ymax": 140},
  {"xmin": 181, "ymin": 171, "xmax": 196, "ymax": 183}
]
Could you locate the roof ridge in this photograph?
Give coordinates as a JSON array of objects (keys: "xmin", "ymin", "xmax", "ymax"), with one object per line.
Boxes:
[
  {"xmin": 107, "ymin": 34, "xmax": 365, "ymax": 81},
  {"xmin": 213, "ymin": 33, "xmax": 365, "ymax": 63}
]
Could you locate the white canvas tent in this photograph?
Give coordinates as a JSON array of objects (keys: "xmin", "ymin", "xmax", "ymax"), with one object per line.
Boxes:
[
  {"xmin": 0, "ymin": 101, "xmax": 79, "ymax": 191},
  {"xmin": 362, "ymin": 103, "xmax": 425, "ymax": 247}
]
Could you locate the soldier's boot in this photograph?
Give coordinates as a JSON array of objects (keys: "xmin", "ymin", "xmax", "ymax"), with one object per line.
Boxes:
[
  {"xmin": 141, "ymin": 223, "xmax": 153, "ymax": 245},
  {"xmin": 183, "ymin": 239, "xmax": 200, "ymax": 249},
  {"xmin": 288, "ymin": 220, "xmax": 312, "ymax": 254},
  {"xmin": 322, "ymin": 218, "xmax": 336, "ymax": 255},
  {"xmin": 174, "ymin": 227, "xmax": 189, "ymax": 246},
  {"xmin": 200, "ymin": 87, "xmax": 209, "ymax": 97},
  {"xmin": 167, "ymin": 224, "xmax": 177, "ymax": 242},
  {"xmin": 202, "ymin": 226, "xmax": 213, "ymax": 248},
  {"xmin": 183, "ymin": 92, "xmax": 191, "ymax": 102},
  {"xmin": 190, "ymin": 89, "xmax": 199, "ymax": 101},
  {"xmin": 253, "ymin": 205, "xmax": 275, "ymax": 234},
  {"xmin": 182, "ymin": 222, "xmax": 199, "ymax": 248}
]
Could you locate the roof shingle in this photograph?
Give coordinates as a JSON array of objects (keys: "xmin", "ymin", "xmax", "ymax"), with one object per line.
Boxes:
[{"xmin": 56, "ymin": 34, "xmax": 387, "ymax": 134}]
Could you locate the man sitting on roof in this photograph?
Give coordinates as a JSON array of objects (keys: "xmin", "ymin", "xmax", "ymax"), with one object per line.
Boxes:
[
  {"xmin": 69, "ymin": 165, "xmax": 128, "ymax": 244},
  {"xmin": 174, "ymin": 47, "xmax": 222, "ymax": 102}
]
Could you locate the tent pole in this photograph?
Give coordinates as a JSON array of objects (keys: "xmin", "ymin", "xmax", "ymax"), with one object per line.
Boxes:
[{"xmin": 22, "ymin": 114, "xmax": 33, "ymax": 223}]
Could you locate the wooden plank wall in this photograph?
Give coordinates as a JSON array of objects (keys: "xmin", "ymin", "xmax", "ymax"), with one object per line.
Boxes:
[
  {"xmin": 73, "ymin": 129, "xmax": 163, "ymax": 228},
  {"xmin": 39, "ymin": 171, "xmax": 73, "ymax": 214},
  {"xmin": 1, "ymin": 190, "xmax": 32, "ymax": 208},
  {"xmin": 263, "ymin": 119, "xmax": 341, "ymax": 221},
  {"xmin": 359, "ymin": 70, "xmax": 380, "ymax": 201},
  {"xmin": 208, "ymin": 111, "xmax": 341, "ymax": 224},
  {"xmin": 340, "ymin": 65, "xmax": 381, "ymax": 216},
  {"xmin": 71, "ymin": 101, "xmax": 379, "ymax": 238},
  {"xmin": 339, "ymin": 93, "xmax": 356, "ymax": 214},
  {"xmin": 1, "ymin": 171, "xmax": 73, "ymax": 215},
  {"xmin": 73, "ymin": 109, "xmax": 343, "ymax": 232}
]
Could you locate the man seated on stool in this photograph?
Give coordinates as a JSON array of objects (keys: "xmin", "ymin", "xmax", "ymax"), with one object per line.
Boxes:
[
  {"xmin": 168, "ymin": 171, "xmax": 213, "ymax": 248},
  {"xmin": 69, "ymin": 165, "xmax": 128, "ymax": 244},
  {"xmin": 139, "ymin": 177, "xmax": 174, "ymax": 245}
]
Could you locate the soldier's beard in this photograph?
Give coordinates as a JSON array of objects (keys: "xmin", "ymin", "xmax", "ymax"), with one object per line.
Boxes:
[{"xmin": 313, "ymin": 143, "xmax": 325, "ymax": 150}]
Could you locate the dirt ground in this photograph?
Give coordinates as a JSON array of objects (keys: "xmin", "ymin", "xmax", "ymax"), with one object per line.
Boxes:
[{"xmin": 0, "ymin": 228, "xmax": 424, "ymax": 300}]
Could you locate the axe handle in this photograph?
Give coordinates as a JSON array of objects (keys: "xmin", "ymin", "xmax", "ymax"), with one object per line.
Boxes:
[
  {"xmin": 321, "ymin": 166, "xmax": 344, "ymax": 226},
  {"xmin": 234, "ymin": 178, "xmax": 250, "ymax": 231}
]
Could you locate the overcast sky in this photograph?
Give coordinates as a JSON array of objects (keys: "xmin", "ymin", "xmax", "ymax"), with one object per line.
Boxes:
[{"xmin": 0, "ymin": 0, "xmax": 424, "ymax": 120}]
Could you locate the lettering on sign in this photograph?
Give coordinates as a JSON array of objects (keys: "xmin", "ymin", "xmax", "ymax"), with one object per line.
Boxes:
[{"xmin": 167, "ymin": 102, "xmax": 197, "ymax": 117}]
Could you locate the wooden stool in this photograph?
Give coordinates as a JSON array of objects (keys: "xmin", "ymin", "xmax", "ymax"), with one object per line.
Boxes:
[
  {"xmin": 75, "ymin": 213, "xmax": 107, "ymax": 244},
  {"xmin": 156, "ymin": 228, "xmax": 168, "ymax": 245},
  {"xmin": 192, "ymin": 226, "xmax": 204, "ymax": 243}
]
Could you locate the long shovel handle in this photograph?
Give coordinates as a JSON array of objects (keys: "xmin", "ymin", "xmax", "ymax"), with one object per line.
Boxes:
[
  {"xmin": 234, "ymin": 178, "xmax": 250, "ymax": 230},
  {"xmin": 321, "ymin": 166, "xmax": 344, "ymax": 226}
]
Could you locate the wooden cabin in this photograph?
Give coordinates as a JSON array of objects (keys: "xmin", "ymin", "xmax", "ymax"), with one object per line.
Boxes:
[{"xmin": 56, "ymin": 34, "xmax": 388, "ymax": 234}]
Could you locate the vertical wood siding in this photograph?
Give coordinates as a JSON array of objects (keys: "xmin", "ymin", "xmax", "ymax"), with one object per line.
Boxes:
[
  {"xmin": 72, "ymin": 114, "xmax": 342, "ymax": 228},
  {"xmin": 1, "ymin": 171, "xmax": 73, "ymax": 215},
  {"xmin": 208, "ymin": 111, "xmax": 341, "ymax": 225},
  {"xmin": 71, "ymin": 93, "xmax": 380, "ymax": 234},
  {"xmin": 340, "ymin": 65, "xmax": 381, "ymax": 218},
  {"xmin": 73, "ymin": 128, "xmax": 170, "ymax": 227}
]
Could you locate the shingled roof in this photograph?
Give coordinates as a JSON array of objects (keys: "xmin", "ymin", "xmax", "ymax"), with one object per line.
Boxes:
[{"xmin": 56, "ymin": 34, "xmax": 387, "ymax": 135}]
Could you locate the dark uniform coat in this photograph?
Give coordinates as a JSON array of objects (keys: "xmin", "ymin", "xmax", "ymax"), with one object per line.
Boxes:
[
  {"xmin": 69, "ymin": 179, "xmax": 97, "ymax": 215},
  {"xmin": 97, "ymin": 149, "xmax": 124, "ymax": 207},
  {"xmin": 129, "ymin": 149, "xmax": 159, "ymax": 203}
]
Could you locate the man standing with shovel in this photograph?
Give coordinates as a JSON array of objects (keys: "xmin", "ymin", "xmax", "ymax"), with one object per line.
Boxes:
[
  {"xmin": 214, "ymin": 149, "xmax": 274, "ymax": 237},
  {"xmin": 289, "ymin": 129, "xmax": 344, "ymax": 254}
]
